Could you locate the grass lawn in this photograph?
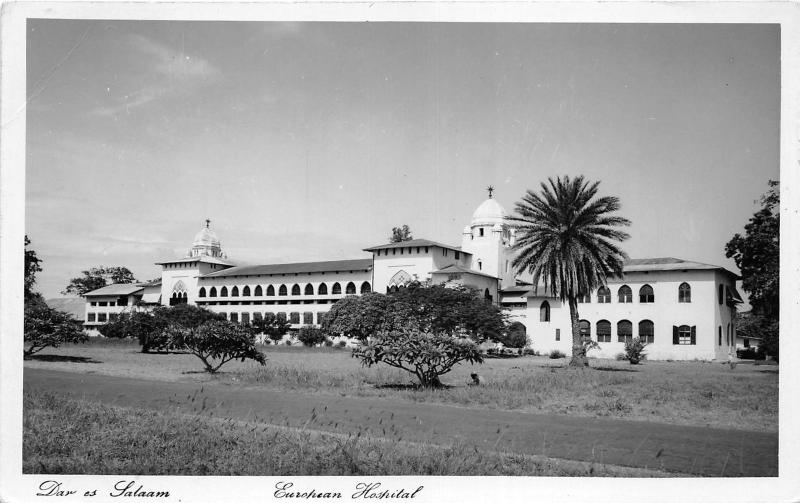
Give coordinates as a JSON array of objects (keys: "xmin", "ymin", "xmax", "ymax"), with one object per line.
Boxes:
[
  {"xmin": 23, "ymin": 389, "xmax": 671, "ymax": 476},
  {"xmin": 23, "ymin": 338, "xmax": 778, "ymax": 432}
]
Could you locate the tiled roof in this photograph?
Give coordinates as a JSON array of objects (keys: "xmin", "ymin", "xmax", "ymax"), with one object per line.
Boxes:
[
  {"xmin": 623, "ymin": 257, "xmax": 739, "ymax": 278},
  {"xmin": 430, "ymin": 264, "xmax": 498, "ymax": 280},
  {"xmin": 83, "ymin": 284, "xmax": 145, "ymax": 297},
  {"xmin": 364, "ymin": 238, "xmax": 470, "ymax": 254},
  {"xmin": 200, "ymin": 258, "xmax": 373, "ymax": 278},
  {"xmin": 155, "ymin": 256, "xmax": 234, "ymax": 266}
]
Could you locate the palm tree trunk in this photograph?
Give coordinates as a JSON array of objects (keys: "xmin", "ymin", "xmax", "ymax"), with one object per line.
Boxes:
[{"xmin": 567, "ymin": 296, "xmax": 588, "ymax": 367}]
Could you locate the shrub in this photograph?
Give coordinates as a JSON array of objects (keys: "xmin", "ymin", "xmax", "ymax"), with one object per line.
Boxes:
[
  {"xmin": 615, "ymin": 352, "xmax": 627, "ymax": 361},
  {"xmin": 736, "ymin": 347, "xmax": 766, "ymax": 360},
  {"xmin": 623, "ymin": 337, "xmax": 648, "ymax": 364},
  {"xmin": 177, "ymin": 320, "xmax": 266, "ymax": 373},
  {"xmin": 323, "ymin": 339, "xmax": 334, "ymax": 347},
  {"xmin": 496, "ymin": 322, "xmax": 528, "ymax": 348},
  {"xmin": 285, "ymin": 340, "xmax": 292, "ymax": 346},
  {"xmin": 523, "ymin": 348, "xmax": 539, "ymax": 356},
  {"xmin": 250, "ymin": 312, "xmax": 292, "ymax": 345},
  {"xmin": 297, "ymin": 326, "xmax": 327, "ymax": 347},
  {"xmin": 549, "ymin": 349, "xmax": 566, "ymax": 359},
  {"xmin": 24, "ymin": 300, "xmax": 87, "ymax": 356},
  {"xmin": 336, "ymin": 340, "xmax": 347, "ymax": 348}
]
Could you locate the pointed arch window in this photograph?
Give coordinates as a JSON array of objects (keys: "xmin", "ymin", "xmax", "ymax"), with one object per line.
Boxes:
[
  {"xmin": 254, "ymin": 285, "xmax": 263, "ymax": 297},
  {"xmin": 243, "ymin": 286, "xmax": 251, "ymax": 297},
  {"xmin": 360, "ymin": 282, "xmax": 371, "ymax": 294},
  {"xmin": 220, "ymin": 286, "xmax": 229, "ymax": 297},
  {"xmin": 389, "ymin": 270, "xmax": 412, "ymax": 288},
  {"xmin": 597, "ymin": 287, "xmax": 611, "ymax": 303},
  {"xmin": 618, "ymin": 285, "xmax": 632, "ymax": 303},
  {"xmin": 678, "ymin": 282, "xmax": 691, "ymax": 303},
  {"xmin": 318, "ymin": 283, "xmax": 328, "ymax": 295},
  {"xmin": 596, "ymin": 320, "xmax": 611, "ymax": 342},
  {"xmin": 291, "ymin": 284, "xmax": 301, "ymax": 296},
  {"xmin": 539, "ymin": 301, "xmax": 550, "ymax": 322},
  {"xmin": 639, "ymin": 284, "xmax": 654, "ymax": 303},
  {"xmin": 617, "ymin": 320, "xmax": 633, "ymax": 343},
  {"xmin": 279, "ymin": 285, "xmax": 287, "ymax": 296},
  {"xmin": 198, "ymin": 287, "xmax": 207, "ymax": 298},
  {"xmin": 210, "ymin": 287, "xmax": 217, "ymax": 297},
  {"xmin": 231, "ymin": 286, "xmax": 239, "ymax": 297},
  {"xmin": 346, "ymin": 282, "xmax": 356, "ymax": 295},
  {"xmin": 267, "ymin": 285, "xmax": 275, "ymax": 296},
  {"xmin": 332, "ymin": 282, "xmax": 342, "ymax": 295},
  {"xmin": 639, "ymin": 320, "xmax": 654, "ymax": 343},
  {"xmin": 304, "ymin": 284, "xmax": 314, "ymax": 296}
]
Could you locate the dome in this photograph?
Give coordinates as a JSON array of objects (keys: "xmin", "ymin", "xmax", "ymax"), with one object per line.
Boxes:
[
  {"xmin": 471, "ymin": 198, "xmax": 508, "ymax": 227},
  {"xmin": 193, "ymin": 226, "xmax": 220, "ymax": 247}
]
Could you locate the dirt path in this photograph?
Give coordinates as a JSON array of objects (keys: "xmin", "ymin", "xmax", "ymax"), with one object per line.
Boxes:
[{"xmin": 24, "ymin": 368, "xmax": 777, "ymax": 477}]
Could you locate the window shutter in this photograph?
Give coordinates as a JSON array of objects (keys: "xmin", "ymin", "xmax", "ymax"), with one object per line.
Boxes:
[
  {"xmin": 672, "ymin": 325, "xmax": 679, "ymax": 345},
  {"xmin": 690, "ymin": 325, "xmax": 696, "ymax": 345}
]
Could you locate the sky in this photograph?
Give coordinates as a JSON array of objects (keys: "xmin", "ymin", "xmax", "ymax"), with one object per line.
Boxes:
[{"xmin": 25, "ymin": 21, "xmax": 779, "ymax": 300}]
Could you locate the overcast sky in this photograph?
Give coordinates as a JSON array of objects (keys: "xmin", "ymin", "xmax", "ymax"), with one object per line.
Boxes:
[{"xmin": 26, "ymin": 21, "xmax": 779, "ymax": 299}]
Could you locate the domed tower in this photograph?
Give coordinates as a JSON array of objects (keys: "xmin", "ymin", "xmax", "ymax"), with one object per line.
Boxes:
[
  {"xmin": 188, "ymin": 219, "xmax": 226, "ymax": 259},
  {"xmin": 461, "ymin": 187, "xmax": 516, "ymax": 289}
]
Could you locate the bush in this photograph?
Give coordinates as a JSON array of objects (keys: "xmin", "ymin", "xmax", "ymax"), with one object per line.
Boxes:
[
  {"xmin": 623, "ymin": 337, "xmax": 648, "ymax": 364},
  {"xmin": 297, "ymin": 326, "xmax": 327, "ymax": 347},
  {"xmin": 615, "ymin": 352, "xmax": 627, "ymax": 361},
  {"xmin": 284, "ymin": 340, "xmax": 292, "ymax": 346},
  {"xmin": 523, "ymin": 348, "xmax": 539, "ymax": 356},
  {"xmin": 549, "ymin": 349, "xmax": 566, "ymax": 359},
  {"xmin": 323, "ymin": 339, "xmax": 334, "ymax": 347},
  {"xmin": 250, "ymin": 312, "xmax": 292, "ymax": 345},
  {"xmin": 337, "ymin": 340, "xmax": 347, "ymax": 348},
  {"xmin": 737, "ymin": 347, "xmax": 766, "ymax": 360},
  {"xmin": 496, "ymin": 322, "xmax": 528, "ymax": 348},
  {"xmin": 177, "ymin": 320, "xmax": 266, "ymax": 373}
]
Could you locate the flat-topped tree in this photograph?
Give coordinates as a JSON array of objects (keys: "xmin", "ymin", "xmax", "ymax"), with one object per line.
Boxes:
[{"xmin": 508, "ymin": 176, "xmax": 631, "ymax": 367}]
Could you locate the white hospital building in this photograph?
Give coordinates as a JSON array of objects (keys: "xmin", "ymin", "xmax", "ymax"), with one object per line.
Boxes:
[{"xmin": 83, "ymin": 193, "xmax": 745, "ymax": 360}]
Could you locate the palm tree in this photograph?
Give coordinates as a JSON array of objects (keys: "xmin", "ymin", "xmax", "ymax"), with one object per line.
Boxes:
[{"xmin": 508, "ymin": 176, "xmax": 631, "ymax": 367}]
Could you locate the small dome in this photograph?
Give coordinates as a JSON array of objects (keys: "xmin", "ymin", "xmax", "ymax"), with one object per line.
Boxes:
[
  {"xmin": 471, "ymin": 198, "xmax": 508, "ymax": 227},
  {"xmin": 193, "ymin": 226, "xmax": 220, "ymax": 248}
]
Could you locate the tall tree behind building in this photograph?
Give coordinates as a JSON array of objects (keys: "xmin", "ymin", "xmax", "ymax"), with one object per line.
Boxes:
[
  {"xmin": 389, "ymin": 225, "xmax": 413, "ymax": 243},
  {"xmin": 63, "ymin": 266, "xmax": 138, "ymax": 296}
]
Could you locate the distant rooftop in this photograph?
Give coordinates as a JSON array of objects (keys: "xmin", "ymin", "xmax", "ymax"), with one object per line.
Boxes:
[
  {"xmin": 83, "ymin": 283, "xmax": 146, "ymax": 297},
  {"xmin": 430, "ymin": 263, "xmax": 498, "ymax": 280},
  {"xmin": 155, "ymin": 256, "xmax": 234, "ymax": 266},
  {"xmin": 364, "ymin": 238, "xmax": 469, "ymax": 254},
  {"xmin": 200, "ymin": 258, "xmax": 373, "ymax": 278},
  {"xmin": 623, "ymin": 257, "xmax": 739, "ymax": 278}
]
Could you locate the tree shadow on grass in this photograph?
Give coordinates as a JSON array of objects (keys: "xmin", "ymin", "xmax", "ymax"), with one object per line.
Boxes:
[
  {"xmin": 593, "ymin": 366, "xmax": 639, "ymax": 372},
  {"xmin": 25, "ymin": 354, "xmax": 101, "ymax": 364},
  {"xmin": 374, "ymin": 383, "xmax": 455, "ymax": 390}
]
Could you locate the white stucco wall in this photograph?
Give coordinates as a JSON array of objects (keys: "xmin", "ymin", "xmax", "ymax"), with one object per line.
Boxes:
[{"xmin": 371, "ymin": 245, "xmax": 468, "ymax": 293}]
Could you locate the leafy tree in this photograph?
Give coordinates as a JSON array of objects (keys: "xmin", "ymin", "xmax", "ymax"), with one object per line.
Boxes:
[
  {"xmin": 250, "ymin": 312, "xmax": 292, "ymax": 344},
  {"xmin": 63, "ymin": 266, "xmax": 138, "ymax": 296},
  {"xmin": 735, "ymin": 311, "xmax": 778, "ymax": 361},
  {"xmin": 172, "ymin": 320, "xmax": 267, "ymax": 373},
  {"xmin": 141, "ymin": 304, "xmax": 226, "ymax": 352},
  {"xmin": 24, "ymin": 298, "xmax": 87, "ymax": 356},
  {"xmin": 345, "ymin": 284, "xmax": 503, "ymax": 387},
  {"xmin": 725, "ymin": 180, "xmax": 779, "ymax": 358},
  {"xmin": 297, "ymin": 325, "xmax": 327, "ymax": 347},
  {"xmin": 24, "ymin": 235, "xmax": 43, "ymax": 301},
  {"xmin": 389, "ymin": 225, "xmax": 413, "ymax": 243},
  {"xmin": 508, "ymin": 176, "xmax": 631, "ymax": 367},
  {"xmin": 497, "ymin": 321, "xmax": 528, "ymax": 348}
]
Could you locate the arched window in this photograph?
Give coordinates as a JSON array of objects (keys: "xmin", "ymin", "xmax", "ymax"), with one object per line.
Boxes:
[
  {"xmin": 718, "ymin": 284, "xmax": 724, "ymax": 305},
  {"xmin": 360, "ymin": 282, "xmax": 371, "ymax": 294},
  {"xmin": 389, "ymin": 270, "xmax": 412, "ymax": 288},
  {"xmin": 484, "ymin": 288, "xmax": 492, "ymax": 302},
  {"xmin": 332, "ymin": 282, "xmax": 342, "ymax": 295},
  {"xmin": 220, "ymin": 286, "xmax": 229, "ymax": 297},
  {"xmin": 267, "ymin": 285, "xmax": 275, "ymax": 296},
  {"xmin": 318, "ymin": 283, "xmax": 328, "ymax": 295},
  {"xmin": 639, "ymin": 285, "xmax": 654, "ymax": 303},
  {"xmin": 597, "ymin": 287, "xmax": 611, "ymax": 304},
  {"xmin": 198, "ymin": 287, "xmax": 207, "ymax": 298},
  {"xmin": 254, "ymin": 285, "xmax": 263, "ymax": 297},
  {"xmin": 617, "ymin": 320, "xmax": 633, "ymax": 343},
  {"xmin": 231, "ymin": 286, "xmax": 239, "ymax": 297},
  {"xmin": 279, "ymin": 285, "xmax": 287, "ymax": 296},
  {"xmin": 291, "ymin": 284, "xmax": 301, "ymax": 296},
  {"xmin": 618, "ymin": 285, "xmax": 632, "ymax": 303},
  {"xmin": 539, "ymin": 301, "xmax": 550, "ymax": 322},
  {"xmin": 243, "ymin": 286, "xmax": 251, "ymax": 297},
  {"xmin": 639, "ymin": 320, "xmax": 654, "ymax": 343},
  {"xmin": 678, "ymin": 282, "xmax": 691, "ymax": 303},
  {"xmin": 346, "ymin": 282, "xmax": 356, "ymax": 295},
  {"xmin": 579, "ymin": 319, "xmax": 591, "ymax": 341},
  {"xmin": 305, "ymin": 283, "xmax": 314, "ymax": 296},
  {"xmin": 389, "ymin": 285, "xmax": 398, "ymax": 293},
  {"xmin": 210, "ymin": 287, "xmax": 217, "ymax": 297},
  {"xmin": 596, "ymin": 320, "xmax": 611, "ymax": 342}
]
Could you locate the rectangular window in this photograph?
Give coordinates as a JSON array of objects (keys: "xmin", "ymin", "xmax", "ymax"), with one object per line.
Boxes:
[
  {"xmin": 479, "ymin": 228, "xmax": 485, "ymax": 237},
  {"xmin": 253, "ymin": 312, "xmax": 263, "ymax": 322},
  {"xmin": 424, "ymin": 247, "xmax": 429, "ymax": 254},
  {"xmin": 230, "ymin": 313, "xmax": 239, "ymax": 323},
  {"xmin": 109, "ymin": 301, "xmax": 116, "ymax": 306},
  {"xmin": 400, "ymin": 247, "xmax": 404, "ymax": 255},
  {"xmin": 87, "ymin": 313, "xmax": 96, "ymax": 322},
  {"xmin": 455, "ymin": 251, "xmax": 460, "ymax": 260},
  {"xmin": 416, "ymin": 247, "xmax": 420, "ymax": 253},
  {"xmin": 303, "ymin": 312, "xmax": 313, "ymax": 324},
  {"xmin": 290, "ymin": 312, "xmax": 300, "ymax": 324},
  {"xmin": 91, "ymin": 301, "xmax": 97, "ymax": 306},
  {"xmin": 97, "ymin": 313, "xmax": 107, "ymax": 323},
  {"xmin": 98, "ymin": 301, "xmax": 108, "ymax": 307},
  {"xmin": 393, "ymin": 249, "xmax": 396, "ymax": 255},
  {"xmin": 555, "ymin": 328, "xmax": 560, "ymax": 341},
  {"xmin": 241, "ymin": 313, "xmax": 250, "ymax": 324},
  {"xmin": 117, "ymin": 297, "xmax": 128, "ymax": 307},
  {"xmin": 316, "ymin": 312, "xmax": 325, "ymax": 324}
]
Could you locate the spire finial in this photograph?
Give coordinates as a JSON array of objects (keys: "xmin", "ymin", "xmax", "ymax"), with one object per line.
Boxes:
[
  {"xmin": 205, "ymin": 218, "xmax": 211, "ymax": 229},
  {"xmin": 486, "ymin": 185, "xmax": 495, "ymax": 198}
]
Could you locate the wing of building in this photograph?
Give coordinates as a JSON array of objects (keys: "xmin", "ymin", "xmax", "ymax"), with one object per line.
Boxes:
[{"xmin": 81, "ymin": 194, "xmax": 746, "ymax": 360}]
